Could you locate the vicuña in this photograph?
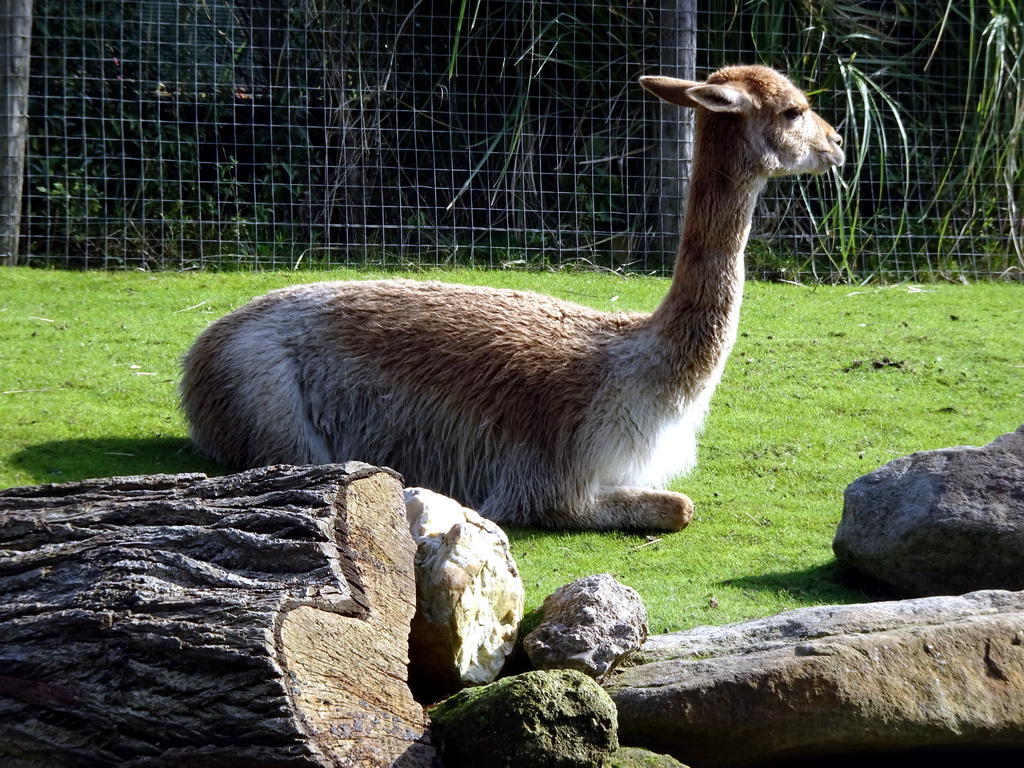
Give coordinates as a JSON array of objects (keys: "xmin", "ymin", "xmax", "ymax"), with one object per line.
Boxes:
[{"xmin": 181, "ymin": 65, "xmax": 844, "ymax": 531}]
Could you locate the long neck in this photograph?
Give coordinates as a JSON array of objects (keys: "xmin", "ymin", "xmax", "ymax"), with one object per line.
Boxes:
[{"xmin": 649, "ymin": 119, "xmax": 766, "ymax": 382}]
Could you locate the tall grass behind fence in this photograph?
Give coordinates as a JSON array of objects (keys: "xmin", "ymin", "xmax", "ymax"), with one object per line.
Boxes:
[
  {"xmin": 711, "ymin": 0, "xmax": 1024, "ymax": 281},
  {"xmin": 18, "ymin": 0, "xmax": 1024, "ymax": 280}
]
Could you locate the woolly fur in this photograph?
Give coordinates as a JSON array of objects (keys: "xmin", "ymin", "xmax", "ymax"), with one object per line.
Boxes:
[{"xmin": 181, "ymin": 65, "xmax": 843, "ymax": 530}]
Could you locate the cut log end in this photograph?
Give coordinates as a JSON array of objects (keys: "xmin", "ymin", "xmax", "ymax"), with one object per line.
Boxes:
[{"xmin": 278, "ymin": 470, "xmax": 433, "ymax": 766}]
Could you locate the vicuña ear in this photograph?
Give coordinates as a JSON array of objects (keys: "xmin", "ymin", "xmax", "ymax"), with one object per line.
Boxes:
[
  {"xmin": 683, "ymin": 83, "xmax": 754, "ymax": 113},
  {"xmin": 639, "ymin": 76, "xmax": 754, "ymax": 114},
  {"xmin": 638, "ymin": 76, "xmax": 702, "ymax": 109}
]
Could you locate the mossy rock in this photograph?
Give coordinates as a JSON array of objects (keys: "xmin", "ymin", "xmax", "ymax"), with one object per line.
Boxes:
[
  {"xmin": 429, "ymin": 668, "xmax": 618, "ymax": 767},
  {"xmin": 608, "ymin": 746, "xmax": 690, "ymax": 767}
]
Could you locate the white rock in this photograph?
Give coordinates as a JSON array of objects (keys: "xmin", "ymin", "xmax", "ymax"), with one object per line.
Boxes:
[{"xmin": 404, "ymin": 488, "xmax": 524, "ymax": 696}]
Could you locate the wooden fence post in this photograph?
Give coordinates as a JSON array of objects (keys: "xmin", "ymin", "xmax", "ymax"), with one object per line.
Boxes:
[
  {"xmin": 0, "ymin": 0, "xmax": 33, "ymax": 266},
  {"xmin": 655, "ymin": 0, "xmax": 696, "ymax": 266}
]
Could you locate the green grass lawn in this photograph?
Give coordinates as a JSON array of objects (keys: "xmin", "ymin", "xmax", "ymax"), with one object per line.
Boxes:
[{"xmin": 2, "ymin": 266, "xmax": 1021, "ymax": 633}]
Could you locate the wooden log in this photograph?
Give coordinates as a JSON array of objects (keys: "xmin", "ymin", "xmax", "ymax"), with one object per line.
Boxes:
[{"xmin": 0, "ymin": 463, "xmax": 435, "ymax": 767}]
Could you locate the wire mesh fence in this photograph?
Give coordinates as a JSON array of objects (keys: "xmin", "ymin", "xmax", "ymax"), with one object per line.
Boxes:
[{"xmin": 16, "ymin": 0, "xmax": 1024, "ymax": 280}]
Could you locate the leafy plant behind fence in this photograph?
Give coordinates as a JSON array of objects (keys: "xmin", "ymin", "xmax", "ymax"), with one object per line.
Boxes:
[
  {"xmin": 25, "ymin": 0, "xmax": 334, "ymax": 268},
  {"xmin": 24, "ymin": 0, "xmax": 665, "ymax": 271}
]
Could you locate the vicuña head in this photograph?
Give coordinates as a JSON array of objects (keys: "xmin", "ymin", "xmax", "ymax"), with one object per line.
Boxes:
[
  {"xmin": 640, "ymin": 65, "xmax": 843, "ymax": 181},
  {"xmin": 181, "ymin": 64, "xmax": 843, "ymax": 531}
]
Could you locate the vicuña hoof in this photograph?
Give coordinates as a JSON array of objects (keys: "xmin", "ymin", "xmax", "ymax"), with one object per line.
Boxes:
[{"xmin": 658, "ymin": 492, "xmax": 694, "ymax": 532}]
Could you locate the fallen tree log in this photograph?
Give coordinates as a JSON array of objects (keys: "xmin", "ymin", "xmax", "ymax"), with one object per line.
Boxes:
[{"xmin": 0, "ymin": 462, "xmax": 435, "ymax": 767}]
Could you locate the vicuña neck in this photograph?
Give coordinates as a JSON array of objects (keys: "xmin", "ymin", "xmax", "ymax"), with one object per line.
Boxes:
[{"xmin": 648, "ymin": 139, "xmax": 767, "ymax": 380}]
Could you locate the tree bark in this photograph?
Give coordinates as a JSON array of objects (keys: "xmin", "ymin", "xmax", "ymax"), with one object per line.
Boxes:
[{"xmin": 0, "ymin": 463, "xmax": 435, "ymax": 767}]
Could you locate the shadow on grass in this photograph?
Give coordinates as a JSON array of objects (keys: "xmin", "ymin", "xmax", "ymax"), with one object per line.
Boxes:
[
  {"xmin": 7, "ymin": 437, "xmax": 226, "ymax": 487},
  {"xmin": 721, "ymin": 561, "xmax": 875, "ymax": 607}
]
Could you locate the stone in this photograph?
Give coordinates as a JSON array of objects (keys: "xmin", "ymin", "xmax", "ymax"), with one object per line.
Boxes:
[
  {"xmin": 606, "ymin": 589, "xmax": 1024, "ymax": 768},
  {"xmin": 608, "ymin": 746, "xmax": 691, "ymax": 767},
  {"xmin": 405, "ymin": 488, "xmax": 524, "ymax": 699},
  {"xmin": 833, "ymin": 425, "xmax": 1024, "ymax": 597},
  {"xmin": 524, "ymin": 573, "xmax": 649, "ymax": 679},
  {"xmin": 429, "ymin": 668, "xmax": 619, "ymax": 768}
]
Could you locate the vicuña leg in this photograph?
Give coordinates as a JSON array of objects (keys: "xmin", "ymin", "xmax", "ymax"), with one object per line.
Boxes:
[{"xmin": 594, "ymin": 487, "xmax": 694, "ymax": 532}]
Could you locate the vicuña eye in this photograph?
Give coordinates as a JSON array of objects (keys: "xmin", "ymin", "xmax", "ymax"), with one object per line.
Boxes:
[{"xmin": 783, "ymin": 107, "xmax": 804, "ymax": 122}]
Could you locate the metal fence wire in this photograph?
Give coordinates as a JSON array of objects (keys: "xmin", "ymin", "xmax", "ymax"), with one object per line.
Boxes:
[{"xmin": 19, "ymin": 0, "xmax": 1024, "ymax": 280}]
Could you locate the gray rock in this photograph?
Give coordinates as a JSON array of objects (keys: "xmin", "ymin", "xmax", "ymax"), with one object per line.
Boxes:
[
  {"xmin": 524, "ymin": 573, "xmax": 648, "ymax": 678},
  {"xmin": 606, "ymin": 590, "xmax": 1024, "ymax": 768},
  {"xmin": 834, "ymin": 425, "xmax": 1024, "ymax": 596},
  {"xmin": 429, "ymin": 668, "xmax": 618, "ymax": 768}
]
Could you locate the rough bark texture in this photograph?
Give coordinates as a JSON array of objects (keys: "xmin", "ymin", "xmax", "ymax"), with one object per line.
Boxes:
[{"xmin": 0, "ymin": 463, "xmax": 435, "ymax": 767}]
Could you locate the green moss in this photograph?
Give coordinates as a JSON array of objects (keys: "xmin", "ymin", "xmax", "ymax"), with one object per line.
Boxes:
[
  {"xmin": 429, "ymin": 670, "xmax": 618, "ymax": 768},
  {"xmin": 607, "ymin": 746, "xmax": 688, "ymax": 767}
]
